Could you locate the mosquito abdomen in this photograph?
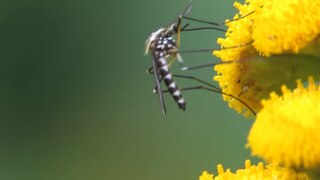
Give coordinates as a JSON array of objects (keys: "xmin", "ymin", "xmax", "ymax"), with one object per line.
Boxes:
[{"xmin": 157, "ymin": 55, "xmax": 186, "ymax": 110}]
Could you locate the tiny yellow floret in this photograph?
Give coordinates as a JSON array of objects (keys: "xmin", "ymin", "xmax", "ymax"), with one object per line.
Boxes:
[
  {"xmin": 199, "ymin": 160, "xmax": 308, "ymax": 180},
  {"xmin": 199, "ymin": 171, "xmax": 214, "ymax": 180}
]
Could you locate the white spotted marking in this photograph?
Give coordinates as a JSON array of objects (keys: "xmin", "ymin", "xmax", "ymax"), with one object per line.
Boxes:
[
  {"xmin": 158, "ymin": 58, "xmax": 167, "ymax": 66},
  {"xmin": 157, "ymin": 45, "xmax": 165, "ymax": 50},
  {"xmin": 161, "ymin": 65, "xmax": 169, "ymax": 72},
  {"xmin": 164, "ymin": 74, "xmax": 172, "ymax": 80},
  {"xmin": 178, "ymin": 98, "xmax": 185, "ymax": 104},
  {"xmin": 159, "ymin": 58, "xmax": 166, "ymax": 64},
  {"xmin": 173, "ymin": 90, "xmax": 181, "ymax": 96},
  {"xmin": 169, "ymin": 82, "xmax": 176, "ymax": 89}
]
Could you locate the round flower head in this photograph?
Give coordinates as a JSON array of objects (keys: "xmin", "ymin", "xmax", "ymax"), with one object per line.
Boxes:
[
  {"xmin": 213, "ymin": 0, "xmax": 320, "ymax": 117},
  {"xmin": 248, "ymin": 77, "xmax": 320, "ymax": 170}
]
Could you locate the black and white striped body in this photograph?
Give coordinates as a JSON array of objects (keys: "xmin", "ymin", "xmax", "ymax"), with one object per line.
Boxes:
[{"xmin": 146, "ymin": 28, "xmax": 186, "ymax": 111}]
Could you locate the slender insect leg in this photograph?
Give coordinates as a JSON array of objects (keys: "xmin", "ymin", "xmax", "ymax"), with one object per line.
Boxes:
[
  {"xmin": 175, "ymin": 60, "xmax": 234, "ymax": 71},
  {"xmin": 181, "ymin": 26, "xmax": 226, "ymax": 32},
  {"xmin": 181, "ymin": 11, "xmax": 255, "ymax": 26},
  {"xmin": 172, "ymin": 74, "xmax": 221, "ymax": 91},
  {"xmin": 182, "ymin": 16, "xmax": 220, "ymax": 26},
  {"xmin": 167, "ymin": 41, "xmax": 253, "ymax": 71},
  {"xmin": 183, "ymin": 63, "xmax": 218, "ymax": 71},
  {"xmin": 151, "ymin": 53, "xmax": 167, "ymax": 114},
  {"xmin": 160, "ymin": 85, "xmax": 256, "ymax": 116},
  {"xmin": 146, "ymin": 66, "xmax": 165, "ymax": 92},
  {"xmin": 163, "ymin": 74, "xmax": 256, "ymax": 116},
  {"xmin": 146, "ymin": 66, "xmax": 154, "ymax": 74},
  {"xmin": 166, "ymin": 52, "xmax": 219, "ymax": 71},
  {"xmin": 175, "ymin": 53, "xmax": 188, "ymax": 70}
]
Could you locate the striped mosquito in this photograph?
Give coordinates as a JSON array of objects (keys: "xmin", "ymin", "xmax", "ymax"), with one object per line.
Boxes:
[{"xmin": 145, "ymin": 4, "xmax": 256, "ymax": 115}]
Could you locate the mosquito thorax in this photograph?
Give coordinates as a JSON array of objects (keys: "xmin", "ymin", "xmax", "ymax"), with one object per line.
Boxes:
[{"xmin": 145, "ymin": 28, "xmax": 166, "ymax": 54}]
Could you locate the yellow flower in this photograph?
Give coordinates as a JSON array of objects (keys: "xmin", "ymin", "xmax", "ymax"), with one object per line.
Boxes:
[
  {"xmin": 248, "ymin": 77, "xmax": 320, "ymax": 170},
  {"xmin": 215, "ymin": 0, "xmax": 320, "ymax": 58},
  {"xmin": 252, "ymin": 0, "xmax": 320, "ymax": 56},
  {"xmin": 213, "ymin": 0, "xmax": 267, "ymax": 117},
  {"xmin": 213, "ymin": 0, "xmax": 320, "ymax": 117},
  {"xmin": 199, "ymin": 160, "xmax": 308, "ymax": 180},
  {"xmin": 199, "ymin": 171, "xmax": 214, "ymax": 180}
]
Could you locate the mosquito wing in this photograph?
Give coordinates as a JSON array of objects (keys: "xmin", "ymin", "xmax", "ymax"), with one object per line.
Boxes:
[{"xmin": 152, "ymin": 53, "xmax": 167, "ymax": 115}]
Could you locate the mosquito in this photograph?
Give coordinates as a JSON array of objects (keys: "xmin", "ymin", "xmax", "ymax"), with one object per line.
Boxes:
[{"xmin": 145, "ymin": 3, "xmax": 256, "ymax": 115}]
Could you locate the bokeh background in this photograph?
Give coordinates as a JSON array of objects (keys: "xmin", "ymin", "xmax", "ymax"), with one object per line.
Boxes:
[{"xmin": 0, "ymin": 0, "xmax": 258, "ymax": 179}]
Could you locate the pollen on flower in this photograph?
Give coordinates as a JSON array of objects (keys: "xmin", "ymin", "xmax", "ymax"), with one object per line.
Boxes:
[
  {"xmin": 248, "ymin": 76, "xmax": 320, "ymax": 169},
  {"xmin": 252, "ymin": 0, "xmax": 320, "ymax": 56},
  {"xmin": 214, "ymin": 60, "xmax": 262, "ymax": 117},
  {"xmin": 213, "ymin": 1, "xmax": 259, "ymax": 62},
  {"xmin": 213, "ymin": 0, "xmax": 320, "ymax": 117},
  {"xmin": 199, "ymin": 160, "xmax": 308, "ymax": 180},
  {"xmin": 214, "ymin": 0, "xmax": 320, "ymax": 57},
  {"xmin": 213, "ymin": 0, "xmax": 266, "ymax": 117}
]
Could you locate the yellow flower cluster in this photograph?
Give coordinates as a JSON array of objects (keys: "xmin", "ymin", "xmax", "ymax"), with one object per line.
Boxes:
[
  {"xmin": 248, "ymin": 77, "xmax": 320, "ymax": 169},
  {"xmin": 199, "ymin": 160, "xmax": 308, "ymax": 180},
  {"xmin": 253, "ymin": 0, "xmax": 320, "ymax": 56},
  {"xmin": 213, "ymin": 0, "xmax": 262, "ymax": 117},
  {"xmin": 215, "ymin": 0, "xmax": 320, "ymax": 58},
  {"xmin": 207, "ymin": 0, "xmax": 320, "ymax": 178},
  {"xmin": 213, "ymin": 0, "xmax": 320, "ymax": 117}
]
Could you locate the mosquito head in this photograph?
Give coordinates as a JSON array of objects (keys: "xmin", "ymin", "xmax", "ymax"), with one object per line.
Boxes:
[{"xmin": 166, "ymin": 23, "xmax": 179, "ymax": 34}]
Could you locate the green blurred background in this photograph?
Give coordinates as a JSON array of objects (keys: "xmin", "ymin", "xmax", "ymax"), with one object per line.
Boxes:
[{"xmin": 0, "ymin": 0, "xmax": 257, "ymax": 179}]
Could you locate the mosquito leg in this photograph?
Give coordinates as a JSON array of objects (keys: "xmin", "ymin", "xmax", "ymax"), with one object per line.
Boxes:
[
  {"xmin": 168, "ymin": 74, "xmax": 256, "ymax": 115},
  {"xmin": 224, "ymin": 11, "xmax": 255, "ymax": 24},
  {"xmin": 176, "ymin": 60, "xmax": 234, "ymax": 71},
  {"xmin": 148, "ymin": 54, "xmax": 216, "ymax": 72},
  {"xmin": 181, "ymin": 16, "xmax": 220, "ymax": 26},
  {"xmin": 146, "ymin": 66, "xmax": 154, "ymax": 74},
  {"xmin": 175, "ymin": 53, "xmax": 188, "ymax": 70},
  {"xmin": 172, "ymin": 74, "xmax": 221, "ymax": 91},
  {"xmin": 182, "ymin": 11, "xmax": 255, "ymax": 26},
  {"xmin": 146, "ymin": 66, "xmax": 165, "ymax": 92},
  {"xmin": 159, "ymin": 85, "xmax": 256, "ymax": 116},
  {"xmin": 183, "ymin": 63, "xmax": 218, "ymax": 71},
  {"xmin": 170, "ymin": 53, "xmax": 220, "ymax": 71},
  {"xmin": 181, "ymin": 26, "xmax": 226, "ymax": 32}
]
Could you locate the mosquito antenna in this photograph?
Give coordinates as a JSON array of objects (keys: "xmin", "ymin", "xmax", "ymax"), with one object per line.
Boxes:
[
  {"xmin": 180, "ymin": 1, "xmax": 193, "ymax": 17},
  {"xmin": 174, "ymin": 2, "xmax": 189, "ymax": 49}
]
